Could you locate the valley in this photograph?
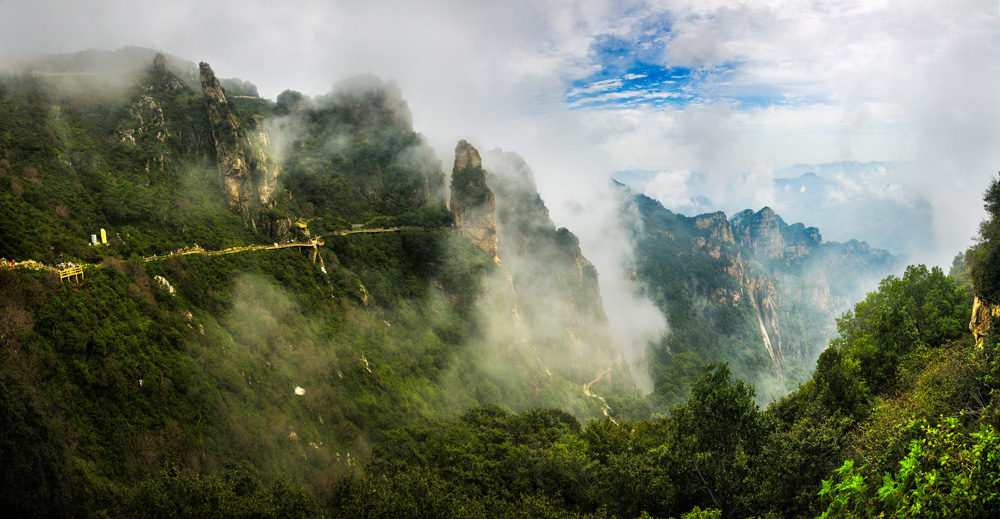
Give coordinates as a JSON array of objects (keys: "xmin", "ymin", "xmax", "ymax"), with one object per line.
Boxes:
[{"xmin": 0, "ymin": 48, "xmax": 993, "ymax": 518}]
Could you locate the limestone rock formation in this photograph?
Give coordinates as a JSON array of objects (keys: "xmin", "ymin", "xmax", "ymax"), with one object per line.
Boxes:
[
  {"xmin": 119, "ymin": 94, "xmax": 168, "ymax": 147},
  {"xmin": 731, "ymin": 207, "xmax": 822, "ymax": 261},
  {"xmin": 970, "ymin": 296, "xmax": 1000, "ymax": 345},
  {"xmin": 627, "ymin": 187, "xmax": 899, "ymax": 399},
  {"xmin": 695, "ymin": 211, "xmax": 735, "ymax": 243},
  {"xmin": 731, "ymin": 207, "xmax": 785, "ymax": 259},
  {"xmin": 199, "ymin": 61, "xmax": 280, "ymax": 233},
  {"xmin": 450, "ymin": 140, "xmax": 499, "ymax": 262},
  {"xmin": 483, "ymin": 148, "xmax": 630, "ymax": 391},
  {"xmin": 150, "ymin": 53, "xmax": 186, "ymax": 91}
]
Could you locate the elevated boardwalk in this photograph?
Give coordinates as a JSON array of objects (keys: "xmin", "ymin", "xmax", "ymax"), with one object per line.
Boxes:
[{"xmin": 59, "ymin": 265, "xmax": 84, "ymax": 283}]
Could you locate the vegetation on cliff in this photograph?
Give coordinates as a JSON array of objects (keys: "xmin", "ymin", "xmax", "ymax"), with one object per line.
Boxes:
[{"xmin": 3, "ymin": 49, "xmax": 999, "ymax": 518}]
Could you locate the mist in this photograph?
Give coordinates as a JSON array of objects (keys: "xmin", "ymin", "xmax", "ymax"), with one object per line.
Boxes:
[{"xmin": 3, "ymin": 0, "xmax": 998, "ymax": 411}]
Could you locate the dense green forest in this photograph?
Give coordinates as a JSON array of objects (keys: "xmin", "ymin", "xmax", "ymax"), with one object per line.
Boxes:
[{"xmin": 2, "ymin": 49, "xmax": 998, "ymax": 518}]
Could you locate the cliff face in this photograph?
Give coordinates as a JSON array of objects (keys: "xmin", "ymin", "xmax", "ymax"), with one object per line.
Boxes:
[
  {"xmin": 483, "ymin": 148, "xmax": 629, "ymax": 392},
  {"xmin": 970, "ymin": 296, "xmax": 1000, "ymax": 345},
  {"xmin": 117, "ymin": 54, "xmax": 205, "ymax": 176},
  {"xmin": 450, "ymin": 140, "xmax": 499, "ymax": 263},
  {"xmin": 629, "ymin": 189, "xmax": 898, "ymax": 401},
  {"xmin": 151, "ymin": 53, "xmax": 186, "ymax": 91},
  {"xmin": 731, "ymin": 207, "xmax": 822, "ymax": 262},
  {"xmin": 199, "ymin": 61, "xmax": 280, "ymax": 233},
  {"xmin": 695, "ymin": 211, "xmax": 735, "ymax": 243},
  {"xmin": 322, "ymin": 75, "xmax": 447, "ymax": 206}
]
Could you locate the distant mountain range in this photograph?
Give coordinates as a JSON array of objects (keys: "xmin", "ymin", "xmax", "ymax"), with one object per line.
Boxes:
[{"xmin": 616, "ymin": 161, "xmax": 934, "ymax": 258}]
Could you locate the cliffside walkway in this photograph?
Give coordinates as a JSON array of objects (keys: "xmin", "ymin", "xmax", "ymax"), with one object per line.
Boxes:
[
  {"xmin": 0, "ymin": 241, "xmax": 323, "ymax": 281},
  {"xmin": 143, "ymin": 241, "xmax": 320, "ymax": 262},
  {"xmin": 333, "ymin": 226, "xmax": 436, "ymax": 236},
  {"xmin": 0, "ymin": 224, "xmax": 445, "ymax": 282}
]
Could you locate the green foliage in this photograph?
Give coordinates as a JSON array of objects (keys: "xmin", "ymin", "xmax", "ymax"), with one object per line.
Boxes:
[
  {"xmin": 679, "ymin": 507, "xmax": 723, "ymax": 519},
  {"xmin": 820, "ymin": 418, "xmax": 1000, "ymax": 518},
  {"xmin": 0, "ymin": 369, "xmax": 72, "ymax": 518},
  {"xmin": 817, "ymin": 460, "xmax": 869, "ymax": 519},
  {"xmin": 814, "ymin": 264, "xmax": 970, "ymax": 419},
  {"xmin": 969, "ymin": 175, "xmax": 1000, "ymax": 302},
  {"xmin": 658, "ymin": 364, "xmax": 772, "ymax": 518},
  {"xmin": 759, "ymin": 397, "xmax": 853, "ymax": 518},
  {"xmin": 115, "ymin": 468, "xmax": 319, "ymax": 519}
]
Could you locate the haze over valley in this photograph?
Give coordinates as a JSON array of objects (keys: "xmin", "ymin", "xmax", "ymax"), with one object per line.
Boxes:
[{"xmin": 1, "ymin": 1, "xmax": 999, "ymax": 517}]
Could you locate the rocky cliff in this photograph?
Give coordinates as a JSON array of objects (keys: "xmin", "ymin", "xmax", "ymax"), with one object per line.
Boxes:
[
  {"xmin": 629, "ymin": 188, "xmax": 898, "ymax": 402},
  {"xmin": 151, "ymin": 53, "xmax": 186, "ymax": 91},
  {"xmin": 450, "ymin": 140, "xmax": 499, "ymax": 263},
  {"xmin": 731, "ymin": 207, "xmax": 823, "ymax": 261},
  {"xmin": 970, "ymin": 296, "xmax": 1000, "ymax": 345},
  {"xmin": 483, "ymin": 148, "xmax": 629, "ymax": 393},
  {"xmin": 116, "ymin": 54, "xmax": 189, "ymax": 172},
  {"xmin": 200, "ymin": 61, "xmax": 280, "ymax": 233}
]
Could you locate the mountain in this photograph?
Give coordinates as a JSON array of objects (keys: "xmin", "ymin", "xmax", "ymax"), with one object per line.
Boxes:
[
  {"xmin": 771, "ymin": 163, "xmax": 933, "ymax": 257},
  {"xmin": 616, "ymin": 162, "xmax": 934, "ymax": 257},
  {"xmin": 0, "ymin": 50, "xmax": 654, "ymax": 513},
  {"xmin": 0, "ymin": 48, "xmax": 939, "ymax": 517},
  {"xmin": 625, "ymin": 186, "xmax": 900, "ymax": 403}
]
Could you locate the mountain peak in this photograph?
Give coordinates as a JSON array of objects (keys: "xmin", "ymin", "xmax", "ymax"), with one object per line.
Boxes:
[{"xmin": 451, "ymin": 140, "xmax": 498, "ymax": 262}]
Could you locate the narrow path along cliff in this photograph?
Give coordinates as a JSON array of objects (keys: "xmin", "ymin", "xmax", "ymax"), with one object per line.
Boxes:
[
  {"xmin": 582, "ymin": 359, "xmax": 619, "ymax": 423},
  {"xmin": 1, "ymin": 226, "xmax": 446, "ymax": 281}
]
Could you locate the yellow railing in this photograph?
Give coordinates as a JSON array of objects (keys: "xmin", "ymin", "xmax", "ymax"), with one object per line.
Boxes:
[{"xmin": 59, "ymin": 265, "xmax": 84, "ymax": 282}]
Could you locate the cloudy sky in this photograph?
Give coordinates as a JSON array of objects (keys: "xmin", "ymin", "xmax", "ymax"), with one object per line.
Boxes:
[{"xmin": 2, "ymin": 0, "xmax": 999, "ymax": 268}]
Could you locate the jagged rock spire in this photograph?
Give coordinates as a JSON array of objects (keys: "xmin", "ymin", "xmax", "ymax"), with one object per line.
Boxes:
[
  {"xmin": 199, "ymin": 61, "xmax": 279, "ymax": 234},
  {"xmin": 450, "ymin": 140, "xmax": 499, "ymax": 263}
]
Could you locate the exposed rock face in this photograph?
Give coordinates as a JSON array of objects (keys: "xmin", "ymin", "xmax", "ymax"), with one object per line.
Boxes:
[
  {"xmin": 199, "ymin": 61, "xmax": 280, "ymax": 233},
  {"xmin": 628, "ymin": 188, "xmax": 899, "ymax": 399},
  {"xmin": 970, "ymin": 296, "xmax": 1000, "ymax": 345},
  {"xmin": 150, "ymin": 53, "xmax": 186, "ymax": 91},
  {"xmin": 117, "ymin": 55, "xmax": 191, "ymax": 174},
  {"xmin": 695, "ymin": 211, "xmax": 735, "ymax": 243},
  {"xmin": 119, "ymin": 94, "xmax": 168, "ymax": 147},
  {"xmin": 483, "ymin": 148, "xmax": 630, "ymax": 391},
  {"xmin": 450, "ymin": 140, "xmax": 499, "ymax": 262},
  {"xmin": 731, "ymin": 207, "xmax": 822, "ymax": 261},
  {"xmin": 732, "ymin": 207, "xmax": 785, "ymax": 258}
]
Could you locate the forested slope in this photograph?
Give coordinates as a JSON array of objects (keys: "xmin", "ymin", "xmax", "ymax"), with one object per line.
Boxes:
[{"xmin": 2, "ymin": 48, "xmax": 995, "ymax": 518}]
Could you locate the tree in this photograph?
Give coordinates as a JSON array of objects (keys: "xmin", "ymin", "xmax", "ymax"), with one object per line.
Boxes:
[
  {"xmin": 825, "ymin": 264, "xmax": 969, "ymax": 398},
  {"xmin": 0, "ymin": 370, "xmax": 72, "ymax": 518},
  {"xmin": 657, "ymin": 364, "xmax": 771, "ymax": 518},
  {"xmin": 969, "ymin": 175, "xmax": 1000, "ymax": 302}
]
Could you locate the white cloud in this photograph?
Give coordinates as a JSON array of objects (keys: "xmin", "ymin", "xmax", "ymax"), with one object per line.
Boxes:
[
  {"xmin": 643, "ymin": 169, "xmax": 693, "ymax": 209},
  {"xmin": 0, "ymin": 0, "xmax": 996, "ymax": 269}
]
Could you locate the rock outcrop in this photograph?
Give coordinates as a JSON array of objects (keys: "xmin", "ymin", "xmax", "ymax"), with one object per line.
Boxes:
[
  {"xmin": 117, "ymin": 54, "xmax": 189, "ymax": 173},
  {"xmin": 731, "ymin": 207, "xmax": 822, "ymax": 261},
  {"xmin": 970, "ymin": 296, "xmax": 1000, "ymax": 346},
  {"xmin": 628, "ymin": 188, "xmax": 899, "ymax": 399},
  {"xmin": 695, "ymin": 211, "xmax": 735, "ymax": 243},
  {"xmin": 199, "ymin": 61, "xmax": 280, "ymax": 233},
  {"xmin": 483, "ymin": 148, "xmax": 629, "ymax": 390},
  {"xmin": 119, "ymin": 94, "xmax": 168, "ymax": 148},
  {"xmin": 150, "ymin": 53, "xmax": 186, "ymax": 91},
  {"xmin": 450, "ymin": 140, "xmax": 499, "ymax": 263}
]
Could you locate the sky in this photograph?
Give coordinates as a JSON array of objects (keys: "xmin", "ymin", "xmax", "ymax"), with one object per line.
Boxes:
[{"xmin": 2, "ymin": 0, "xmax": 1000, "ymax": 271}]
